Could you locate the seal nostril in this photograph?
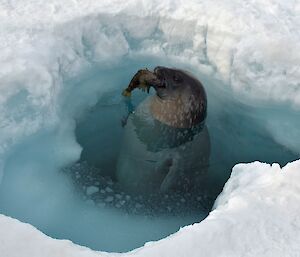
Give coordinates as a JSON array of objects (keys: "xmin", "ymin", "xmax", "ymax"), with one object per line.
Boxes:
[{"xmin": 157, "ymin": 81, "xmax": 167, "ymax": 88}]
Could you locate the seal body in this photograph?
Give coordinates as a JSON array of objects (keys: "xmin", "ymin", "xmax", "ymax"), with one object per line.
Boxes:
[
  {"xmin": 116, "ymin": 97, "xmax": 210, "ymax": 194},
  {"xmin": 117, "ymin": 67, "xmax": 210, "ymax": 194}
]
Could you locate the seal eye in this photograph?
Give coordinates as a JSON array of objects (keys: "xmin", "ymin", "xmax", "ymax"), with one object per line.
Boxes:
[{"xmin": 173, "ymin": 74, "xmax": 182, "ymax": 83}]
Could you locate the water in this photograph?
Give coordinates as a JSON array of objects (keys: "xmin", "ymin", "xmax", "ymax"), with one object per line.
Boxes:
[{"xmin": 0, "ymin": 60, "xmax": 297, "ymax": 252}]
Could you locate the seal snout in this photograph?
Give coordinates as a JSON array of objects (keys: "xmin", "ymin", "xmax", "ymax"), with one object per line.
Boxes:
[{"xmin": 154, "ymin": 79, "xmax": 168, "ymax": 98}]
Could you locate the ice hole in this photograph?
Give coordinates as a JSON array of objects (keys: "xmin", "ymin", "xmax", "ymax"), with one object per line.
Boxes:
[{"xmin": 0, "ymin": 58, "xmax": 297, "ymax": 253}]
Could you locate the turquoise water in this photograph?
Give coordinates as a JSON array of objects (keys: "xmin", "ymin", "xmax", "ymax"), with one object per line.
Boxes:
[{"xmin": 0, "ymin": 59, "xmax": 297, "ymax": 252}]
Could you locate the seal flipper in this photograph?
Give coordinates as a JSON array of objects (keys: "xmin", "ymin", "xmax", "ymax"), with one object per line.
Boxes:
[{"xmin": 157, "ymin": 156, "xmax": 180, "ymax": 193}]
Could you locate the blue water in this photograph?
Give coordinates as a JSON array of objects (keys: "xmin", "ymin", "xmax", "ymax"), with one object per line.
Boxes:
[{"xmin": 0, "ymin": 58, "xmax": 297, "ymax": 252}]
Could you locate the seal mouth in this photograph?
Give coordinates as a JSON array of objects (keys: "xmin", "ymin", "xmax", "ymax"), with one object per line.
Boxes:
[
  {"xmin": 153, "ymin": 82, "xmax": 167, "ymax": 99},
  {"xmin": 153, "ymin": 67, "xmax": 168, "ymax": 99},
  {"xmin": 122, "ymin": 66, "xmax": 169, "ymax": 99}
]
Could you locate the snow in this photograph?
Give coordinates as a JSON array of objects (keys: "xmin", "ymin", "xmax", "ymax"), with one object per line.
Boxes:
[
  {"xmin": 0, "ymin": 0, "xmax": 299, "ymax": 255},
  {"xmin": 0, "ymin": 0, "xmax": 299, "ymax": 164},
  {"xmin": 1, "ymin": 160, "xmax": 300, "ymax": 257}
]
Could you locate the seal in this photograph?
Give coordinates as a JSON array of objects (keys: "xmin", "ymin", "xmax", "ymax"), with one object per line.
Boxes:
[{"xmin": 117, "ymin": 66, "xmax": 210, "ymax": 194}]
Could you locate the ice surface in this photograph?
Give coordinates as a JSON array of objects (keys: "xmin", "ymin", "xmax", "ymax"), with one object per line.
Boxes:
[{"xmin": 0, "ymin": 0, "xmax": 299, "ymax": 255}]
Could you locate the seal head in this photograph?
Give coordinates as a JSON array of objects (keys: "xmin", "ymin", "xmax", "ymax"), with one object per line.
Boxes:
[
  {"xmin": 150, "ymin": 66, "xmax": 207, "ymax": 128},
  {"xmin": 122, "ymin": 66, "xmax": 207, "ymax": 128}
]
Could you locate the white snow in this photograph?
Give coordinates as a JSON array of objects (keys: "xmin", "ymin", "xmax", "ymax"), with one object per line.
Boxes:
[
  {"xmin": 0, "ymin": 0, "xmax": 299, "ymax": 256},
  {"xmin": 0, "ymin": 0, "xmax": 299, "ymax": 165}
]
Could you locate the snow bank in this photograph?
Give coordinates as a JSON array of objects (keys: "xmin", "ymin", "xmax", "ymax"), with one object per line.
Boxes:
[
  {"xmin": 1, "ymin": 160, "xmax": 300, "ymax": 257},
  {"xmin": 0, "ymin": 0, "xmax": 299, "ymax": 255},
  {"xmin": 0, "ymin": 0, "xmax": 300, "ymax": 164},
  {"xmin": 0, "ymin": 0, "xmax": 299, "ymax": 174}
]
